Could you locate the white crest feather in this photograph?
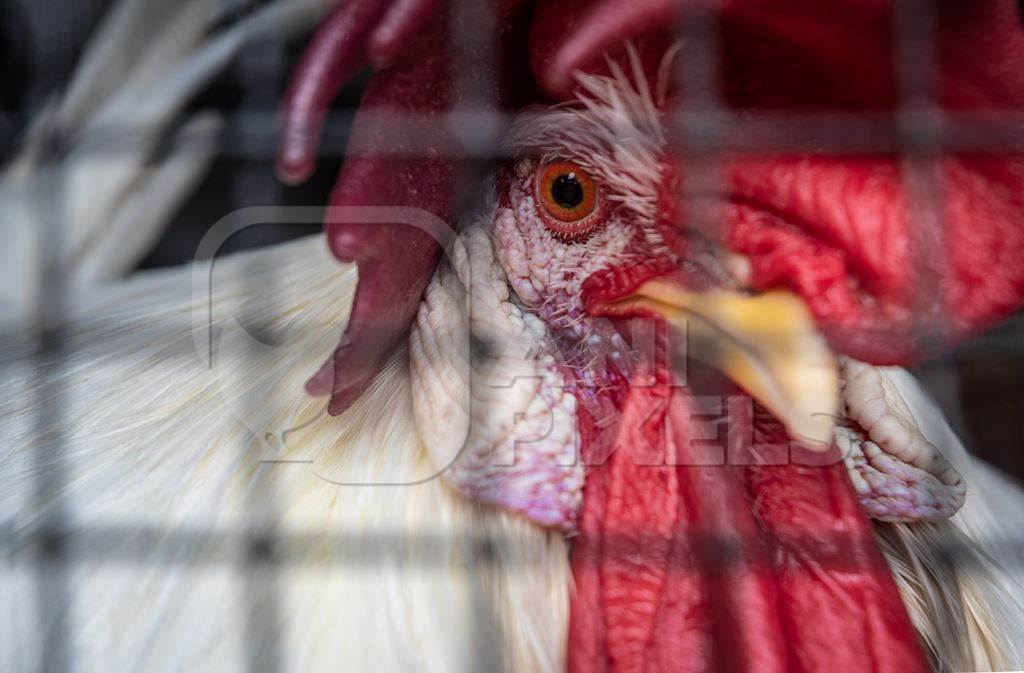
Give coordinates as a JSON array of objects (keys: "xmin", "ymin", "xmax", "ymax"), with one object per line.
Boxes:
[{"xmin": 505, "ymin": 44, "xmax": 671, "ymax": 226}]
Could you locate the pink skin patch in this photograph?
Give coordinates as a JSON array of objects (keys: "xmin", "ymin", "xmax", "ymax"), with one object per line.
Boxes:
[
  {"xmin": 494, "ymin": 159, "xmax": 666, "ymax": 335},
  {"xmin": 452, "ymin": 352, "xmax": 583, "ymax": 529},
  {"xmin": 841, "ymin": 436, "xmax": 965, "ymax": 521}
]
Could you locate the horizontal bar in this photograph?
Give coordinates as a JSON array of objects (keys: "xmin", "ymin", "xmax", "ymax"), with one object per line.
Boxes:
[
  {"xmin": 5, "ymin": 109, "xmax": 1024, "ymax": 163},
  {"xmin": 3, "ymin": 521, "xmax": 1022, "ymax": 571},
  {"xmin": 3, "ymin": 310, "xmax": 1024, "ymax": 372}
]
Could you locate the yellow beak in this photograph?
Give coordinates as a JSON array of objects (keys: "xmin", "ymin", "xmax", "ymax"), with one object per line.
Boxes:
[{"xmin": 603, "ymin": 279, "xmax": 838, "ymax": 450}]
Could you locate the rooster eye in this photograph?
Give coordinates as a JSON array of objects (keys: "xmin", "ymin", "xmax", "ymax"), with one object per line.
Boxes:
[{"xmin": 536, "ymin": 161, "xmax": 603, "ymax": 241}]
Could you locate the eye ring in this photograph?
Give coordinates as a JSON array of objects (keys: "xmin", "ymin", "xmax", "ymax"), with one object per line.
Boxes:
[{"xmin": 535, "ymin": 160, "xmax": 604, "ymax": 241}]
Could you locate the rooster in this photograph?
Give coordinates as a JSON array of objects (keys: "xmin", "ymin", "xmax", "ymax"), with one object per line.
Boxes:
[{"xmin": 3, "ymin": 1, "xmax": 1024, "ymax": 673}]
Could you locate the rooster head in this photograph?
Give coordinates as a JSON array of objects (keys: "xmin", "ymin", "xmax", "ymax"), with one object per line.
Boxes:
[{"xmin": 280, "ymin": 1, "xmax": 1024, "ymax": 672}]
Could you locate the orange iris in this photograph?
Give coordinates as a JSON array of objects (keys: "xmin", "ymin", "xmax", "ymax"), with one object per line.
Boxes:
[{"xmin": 536, "ymin": 161, "xmax": 602, "ymax": 240}]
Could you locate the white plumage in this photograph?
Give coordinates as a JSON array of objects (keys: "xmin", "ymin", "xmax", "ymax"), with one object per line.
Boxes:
[
  {"xmin": 0, "ymin": 2, "xmax": 567, "ymax": 670},
  {"xmin": 1, "ymin": 233, "xmax": 569, "ymax": 673}
]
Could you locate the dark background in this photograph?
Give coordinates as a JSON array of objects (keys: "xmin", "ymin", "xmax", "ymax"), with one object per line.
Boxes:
[{"xmin": 3, "ymin": 0, "xmax": 1022, "ymax": 480}]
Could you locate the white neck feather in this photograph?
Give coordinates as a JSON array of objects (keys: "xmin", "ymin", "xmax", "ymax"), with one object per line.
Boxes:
[{"xmin": 1, "ymin": 234, "xmax": 568, "ymax": 673}]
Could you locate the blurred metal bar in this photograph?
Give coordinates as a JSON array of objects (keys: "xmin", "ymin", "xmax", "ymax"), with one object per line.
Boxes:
[
  {"xmin": 4, "ymin": 109, "xmax": 1024, "ymax": 159},
  {"xmin": 3, "ymin": 307, "xmax": 1024, "ymax": 371},
  {"xmin": 249, "ymin": 108, "xmax": 1024, "ymax": 156},
  {"xmin": 914, "ymin": 354, "xmax": 969, "ymax": 440},
  {"xmin": 234, "ymin": 28, "xmax": 287, "ymax": 673},
  {"xmin": 894, "ymin": 0, "xmax": 948, "ymax": 355},
  {"xmin": 31, "ymin": 144, "xmax": 72, "ymax": 673},
  {"xmin": 450, "ymin": 0, "xmax": 507, "ymax": 669},
  {"xmin": 5, "ymin": 523, "xmax": 1024, "ymax": 570},
  {"xmin": 892, "ymin": 2, "xmax": 978, "ymax": 510},
  {"xmin": 448, "ymin": 0, "xmax": 506, "ymax": 203},
  {"xmin": 671, "ymin": 0, "xmax": 726, "ymax": 249}
]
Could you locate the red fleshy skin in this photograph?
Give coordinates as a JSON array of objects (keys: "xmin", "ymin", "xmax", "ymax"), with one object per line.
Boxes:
[
  {"xmin": 277, "ymin": 0, "xmax": 392, "ymax": 186},
  {"xmin": 530, "ymin": 0, "xmax": 675, "ymax": 101},
  {"xmin": 282, "ymin": 2, "xmax": 457, "ymax": 412},
  {"xmin": 568, "ymin": 376, "xmax": 930, "ymax": 673},
  {"xmin": 714, "ymin": 154, "xmax": 1024, "ymax": 364},
  {"xmin": 743, "ymin": 418, "xmax": 930, "ymax": 673},
  {"xmin": 536, "ymin": 1, "xmax": 1024, "ymax": 112},
  {"xmin": 288, "ymin": 1, "xmax": 537, "ymax": 414},
  {"xmin": 367, "ymin": 0, "xmax": 443, "ymax": 66},
  {"xmin": 303, "ymin": 17, "xmax": 455, "ymax": 415}
]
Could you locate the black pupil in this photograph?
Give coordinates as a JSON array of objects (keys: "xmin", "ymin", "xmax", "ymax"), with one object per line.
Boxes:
[{"xmin": 551, "ymin": 173, "xmax": 584, "ymax": 209}]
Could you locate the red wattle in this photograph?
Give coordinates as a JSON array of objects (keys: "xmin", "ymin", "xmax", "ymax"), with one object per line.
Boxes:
[
  {"xmin": 568, "ymin": 377, "xmax": 930, "ymax": 673},
  {"xmin": 744, "ymin": 421, "xmax": 930, "ymax": 673}
]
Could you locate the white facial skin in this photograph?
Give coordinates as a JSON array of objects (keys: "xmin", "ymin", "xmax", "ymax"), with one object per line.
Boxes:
[
  {"xmin": 409, "ymin": 155, "xmax": 664, "ymax": 532},
  {"xmin": 410, "ymin": 222, "xmax": 587, "ymax": 530}
]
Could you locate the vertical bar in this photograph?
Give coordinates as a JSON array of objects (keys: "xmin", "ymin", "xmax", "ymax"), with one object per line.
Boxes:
[
  {"xmin": 892, "ymin": 0, "xmax": 970, "ymax": 628},
  {"xmin": 672, "ymin": 4, "xmax": 725, "ymax": 249},
  {"xmin": 894, "ymin": 0, "xmax": 972, "ymax": 501},
  {"xmin": 449, "ymin": 1, "xmax": 505, "ymax": 671},
  {"xmin": 469, "ymin": 537, "xmax": 503, "ymax": 673},
  {"xmin": 914, "ymin": 354, "xmax": 968, "ymax": 438},
  {"xmin": 449, "ymin": 0, "xmax": 504, "ymax": 177},
  {"xmin": 671, "ymin": 4, "xmax": 730, "ymax": 416},
  {"xmin": 32, "ymin": 140, "xmax": 72, "ymax": 673},
  {"xmin": 893, "ymin": 0, "xmax": 947, "ymax": 355},
  {"xmin": 234, "ymin": 28, "xmax": 286, "ymax": 673}
]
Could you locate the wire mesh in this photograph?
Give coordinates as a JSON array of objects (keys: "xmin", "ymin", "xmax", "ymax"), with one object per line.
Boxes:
[{"xmin": 3, "ymin": 1, "xmax": 1024, "ymax": 672}]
